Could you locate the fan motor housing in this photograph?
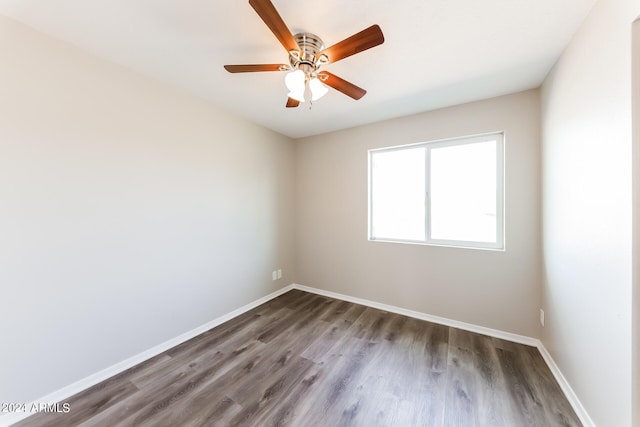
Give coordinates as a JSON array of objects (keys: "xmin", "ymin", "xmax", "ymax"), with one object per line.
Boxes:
[{"xmin": 290, "ymin": 33, "xmax": 325, "ymax": 72}]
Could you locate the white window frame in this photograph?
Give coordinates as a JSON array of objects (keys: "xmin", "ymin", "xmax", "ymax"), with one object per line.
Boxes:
[{"xmin": 368, "ymin": 132, "xmax": 505, "ymax": 250}]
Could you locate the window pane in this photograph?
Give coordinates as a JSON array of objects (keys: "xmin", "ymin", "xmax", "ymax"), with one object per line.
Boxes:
[
  {"xmin": 430, "ymin": 140, "xmax": 497, "ymax": 243},
  {"xmin": 371, "ymin": 147, "xmax": 425, "ymax": 241}
]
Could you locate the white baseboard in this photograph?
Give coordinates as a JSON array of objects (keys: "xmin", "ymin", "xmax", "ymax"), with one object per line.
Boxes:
[
  {"xmin": 290, "ymin": 283, "xmax": 595, "ymax": 427},
  {"xmin": 291, "ymin": 283, "xmax": 538, "ymax": 346},
  {"xmin": 536, "ymin": 344, "xmax": 595, "ymax": 427},
  {"xmin": 2, "ymin": 283, "xmax": 593, "ymax": 427},
  {"xmin": 0, "ymin": 285, "xmax": 295, "ymax": 427}
]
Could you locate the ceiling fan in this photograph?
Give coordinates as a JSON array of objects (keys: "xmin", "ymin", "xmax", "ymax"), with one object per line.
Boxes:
[{"xmin": 224, "ymin": 0, "xmax": 385, "ymax": 108}]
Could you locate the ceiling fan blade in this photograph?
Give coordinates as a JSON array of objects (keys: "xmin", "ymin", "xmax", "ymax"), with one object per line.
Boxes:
[
  {"xmin": 318, "ymin": 25, "xmax": 384, "ymax": 64},
  {"xmin": 248, "ymin": 0, "xmax": 299, "ymax": 53},
  {"xmin": 319, "ymin": 72, "xmax": 367, "ymax": 100},
  {"xmin": 286, "ymin": 97, "xmax": 300, "ymax": 108},
  {"xmin": 224, "ymin": 64, "xmax": 286, "ymax": 73}
]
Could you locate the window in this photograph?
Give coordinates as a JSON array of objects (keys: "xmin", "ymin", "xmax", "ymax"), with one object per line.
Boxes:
[{"xmin": 368, "ymin": 132, "xmax": 504, "ymax": 249}]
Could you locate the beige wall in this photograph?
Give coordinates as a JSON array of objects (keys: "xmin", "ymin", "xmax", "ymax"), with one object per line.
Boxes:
[
  {"xmin": 0, "ymin": 17, "xmax": 295, "ymax": 404},
  {"xmin": 295, "ymin": 90, "xmax": 541, "ymax": 338},
  {"xmin": 540, "ymin": 0, "xmax": 639, "ymax": 425},
  {"xmin": 632, "ymin": 15, "xmax": 640, "ymax": 427}
]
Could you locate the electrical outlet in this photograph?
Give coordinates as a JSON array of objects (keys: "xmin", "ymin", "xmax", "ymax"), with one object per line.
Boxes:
[
  {"xmin": 539, "ymin": 309, "xmax": 545, "ymax": 327},
  {"xmin": 272, "ymin": 271, "xmax": 277, "ymax": 281},
  {"xmin": 277, "ymin": 269, "xmax": 282, "ymax": 279}
]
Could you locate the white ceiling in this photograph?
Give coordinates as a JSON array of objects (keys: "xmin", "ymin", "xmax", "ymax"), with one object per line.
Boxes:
[{"xmin": 0, "ymin": 0, "xmax": 596, "ymax": 139}]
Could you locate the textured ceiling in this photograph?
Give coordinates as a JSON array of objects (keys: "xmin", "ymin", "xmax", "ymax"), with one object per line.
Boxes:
[{"xmin": 0, "ymin": 0, "xmax": 596, "ymax": 138}]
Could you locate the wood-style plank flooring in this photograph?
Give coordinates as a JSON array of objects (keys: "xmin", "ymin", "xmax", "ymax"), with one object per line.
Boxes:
[{"xmin": 14, "ymin": 290, "xmax": 581, "ymax": 426}]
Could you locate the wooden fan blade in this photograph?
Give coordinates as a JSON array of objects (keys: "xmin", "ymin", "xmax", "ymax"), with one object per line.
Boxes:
[
  {"xmin": 248, "ymin": 0, "xmax": 299, "ymax": 53},
  {"xmin": 224, "ymin": 64, "xmax": 286, "ymax": 73},
  {"xmin": 286, "ymin": 97, "xmax": 300, "ymax": 108},
  {"xmin": 318, "ymin": 25, "xmax": 384, "ymax": 64},
  {"xmin": 319, "ymin": 72, "xmax": 367, "ymax": 100}
]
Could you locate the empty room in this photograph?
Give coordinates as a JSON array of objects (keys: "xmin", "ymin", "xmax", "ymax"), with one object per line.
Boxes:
[{"xmin": 1, "ymin": 0, "xmax": 638, "ymax": 426}]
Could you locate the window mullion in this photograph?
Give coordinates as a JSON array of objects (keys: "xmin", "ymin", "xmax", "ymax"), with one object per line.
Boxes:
[{"xmin": 425, "ymin": 147, "xmax": 431, "ymax": 243}]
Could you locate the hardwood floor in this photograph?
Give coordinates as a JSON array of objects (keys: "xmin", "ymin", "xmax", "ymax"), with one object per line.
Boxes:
[{"xmin": 14, "ymin": 290, "xmax": 581, "ymax": 426}]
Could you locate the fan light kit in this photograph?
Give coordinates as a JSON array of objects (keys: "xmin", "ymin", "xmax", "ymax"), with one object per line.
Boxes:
[
  {"xmin": 224, "ymin": 0, "xmax": 385, "ymax": 108},
  {"xmin": 281, "ymin": 33, "xmax": 329, "ymax": 103}
]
